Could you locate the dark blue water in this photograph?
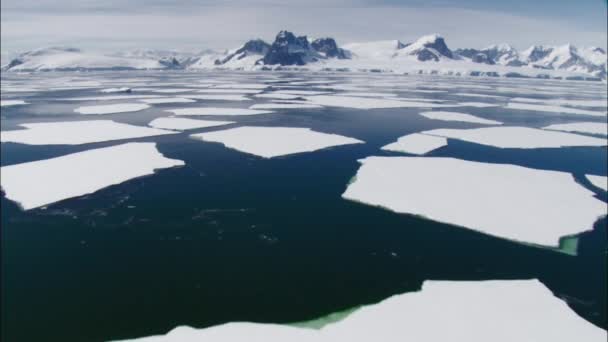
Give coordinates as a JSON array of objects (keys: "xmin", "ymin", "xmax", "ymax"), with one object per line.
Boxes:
[{"xmin": 1, "ymin": 71, "xmax": 606, "ymax": 341}]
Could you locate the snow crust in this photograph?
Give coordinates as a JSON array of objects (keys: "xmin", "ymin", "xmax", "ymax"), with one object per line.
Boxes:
[
  {"xmin": 381, "ymin": 133, "xmax": 447, "ymax": 155},
  {"xmin": 74, "ymin": 103, "xmax": 150, "ymax": 115},
  {"xmin": 148, "ymin": 118, "xmax": 234, "ymax": 131},
  {"xmin": 0, "ymin": 142, "xmax": 184, "ymax": 210},
  {"xmin": 419, "ymin": 111, "xmax": 503, "ymax": 125},
  {"xmin": 191, "ymin": 126, "xmax": 363, "ymax": 158}
]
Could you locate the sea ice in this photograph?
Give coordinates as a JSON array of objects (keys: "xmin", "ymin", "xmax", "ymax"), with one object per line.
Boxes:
[
  {"xmin": 249, "ymin": 103, "xmax": 323, "ymax": 110},
  {"xmin": 0, "ymin": 100, "xmax": 29, "ymax": 107},
  {"xmin": 116, "ymin": 279, "xmax": 606, "ymax": 342},
  {"xmin": 458, "ymin": 102, "xmax": 500, "ymax": 108},
  {"xmin": 139, "ymin": 98, "xmax": 196, "ymax": 104},
  {"xmin": 304, "ymin": 95, "xmax": 450, "ymax": 109},
  {"xmin": 381, "ymin": 133, "xmax": 447, "ymax": 155},
  {"xmin": 254, "ymin": 93, "xmax": 305, "ymax": 100},
  {"xmin": 148, "ymin": 118, "xmax": 234, "ymax": 131},
  {"xmin": 183, "ymin": 95, "xmax": 251, "ymax": 101},
  {"xmin": 100, "ymin": 87, "xmax": 131, "ymax": 93},
  {"xmin": 63, "ymin": 95, "xmax": 163, "ymax": 101},
  {"xmin": 1, "ymin": 120, "xmax": 176, "ymax": 145},
  {"xmin": 542, "ymin": 122, "xmax": 607, "ymax": 136},
  {"xmin": 419, "ymin": 111, "xmax": 503, "ymax": 125},
  {"xmin": 506, "ymin": 102, "xmax": 606, "ymax": 116},
  {"xmin": 197, "ymin": 89, "xmax": 261, "ymax": 94},
  {"xmin": 342, "ymin": 157, "xmax": 606, "ymax": 247},
  {"xmin": 511, "ymin": 97, "xmax": 608, "ymax": 108},
  {"xmin": 586, "ymin": 175, "xmax": 607, "ymax": 191},
  {"xmin": 423, "ymin": 126, "xmax": 607, "ymax": 148},
  {"xmin": 167, "ymin": 107, "xmax": 274, "ymax": 116},
  {"xmin": 191, "ymin": 126, "xmax": 363, "ymax": 158},
  {"xmin": 74, "ymin": 103, "xmax": 150, "ymax": 115},
  {"xmin": 0, "ymin": 142, "xmax": 184, "ymax": 210}
]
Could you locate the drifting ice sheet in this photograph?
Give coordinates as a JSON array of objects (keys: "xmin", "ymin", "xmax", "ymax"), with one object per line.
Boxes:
[
  {"xmin": 118, "ymin": 279, "xmax": 606, "ymax": 342},
  {"xmin": 423, "ymin": 126, "xmax": 607, "ymax": 149},
  {"xmin": 342, "ymin": 157, "xmax": 606, "ymax": 247},
  {"xmin": 249, "ymin": 103, "xmax": 323, "ymax": 110},
  {"xmin": 586, "ymin": 175, "xmax": 608, "ymax": 191},
  {"xmin": 458, "ymin": 102, "xmax": 500, "ymax": 108},
  {"xmin": 381, "ymin": 133, "xmax": 447, "ymax": 155},
  {"xmin": 419, "ymin": 111, "xmax": 502, "ymax": 125},
  {"xmin": 183, "ymin": 95, "xmax": 251, "ymax": 101},
  {"xmin": 0, "ymin": 100, "xmax": 29, "ymax": 107},
  {"xmin": 167, "ymin": 107, "xmax": 274, "ymax": 116},
  {"xmin": 304, "ymin": 95, "xmax": 450, "ymax": 109},
  {"xmin": 542, "ymin": 122, "xmax": 607, "ymax": 136},
  {"xmin": 1, "ymin": 120, "xmax": 176, "ymax": 145},
  {"xmin": 507, "ymin": 102, "xmax": 606, "ymax": 117},
  {"xmin": 148, "ymin": 118, "xmax": 234, "ymax": 131},
  {"xmin": 74, "ymin": 103, "xmax": 150, "ymax": 115},
  {"xmin": 139, "ymin": 98, "xmax": 196, "ymax": 104},
  {"xmin": 191, "ymin": 126, "xmax": 363, "ymax": 158},
  {"xmin": 0, "ymin": 142, "xmax": 184, "ymax": 210}
]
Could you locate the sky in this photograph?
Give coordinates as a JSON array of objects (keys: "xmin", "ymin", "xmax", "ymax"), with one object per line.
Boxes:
[{"xmin": 1, "ymin": 0, "xmax": 607, "ymax": 55}]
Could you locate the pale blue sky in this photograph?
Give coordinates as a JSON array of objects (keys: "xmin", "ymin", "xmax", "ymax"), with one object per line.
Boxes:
[{"xmin": 1, "ymin": 0, "xmax": 606, "ymax": 53}]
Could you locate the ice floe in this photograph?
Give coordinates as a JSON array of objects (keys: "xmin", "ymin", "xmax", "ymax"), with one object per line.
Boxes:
[
  {"xmin": 148, "ymin": 118, "xmax": 234, "ymax": 131},
  {"xmin": 100, "ymin": 87, "xmax": 131, "ymax": 93},
  {"xmin": 254, "ymin": 93, "xmax": 305, "ymax": 100},
  {"xmin": 0, "ymin": 100, "xmax": 29, "ymax": 107},
  {"xmin": 381, "ymin": 133, "xmax": 447, "ymax": 155},
  {"xmin": 116, "ymin": 279, "xmax": 606, "ymax": 342},
  {"xmin": 543, "ymin": 122, "xmax": 607, "ymax": 136},
  {"xmin": 423, "ymin": 126, "xmax": 607, "ymax": 148},
  {"xmin": 139, "ymin": 98, "xmax": 196, "ymax": 104},
  {"xmin": 197, "ymin": 89, "xmax": 261, "ymax": 94},
  {"xmin": 74, "ymin": 103, "xmax": 150, "ymax": 115},
  {"xmin": 1, "ymin": 120, "xmax": 176, "ymax": 145},
  {"xmin": 419, "ymin": 111, "xmax": 503, "ymax": 125},
  {"xmin": 304, "ymin": 95, "xmax": 451, "ymax": 109},
  {"xmin": 167, "ymin": 107, "xmax": 274, "ymax": 116},
  {"xmin": 342, "ymin": 157, "xmax": 606, "ymax": 247},
  {"xmin": 511, "ymin": 97, "xmax": 608, "ymax": 108},
  {"xmin": 183, "ymin": 95, "xmax": 251, "ymax": 101},
  {"xmin": 191, "ymin": 126, "xmax": 363, "ymax": 158},
  {"xmin": 249, "ymin": 103, "xmax": 323, "ymax": 110},
  {"xmin": 506, "ymin": 102, "xmax": 606, "ymax": 116},
  {"xmin": 458, "ymin": 102, "xmax": 500, "ymax": 108},
  {"xmin": 586, "ymin": 175, "xmax": 607, "ymax": 191},
  {"xmin": 0, "ymin": 142, "xmax": 184, "ymax": 210},
  {"xmin": 63, "ymin": 95, "xmax": 163, "ymax": 101}
]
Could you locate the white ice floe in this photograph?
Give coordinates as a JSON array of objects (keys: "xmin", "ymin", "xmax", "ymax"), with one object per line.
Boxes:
[
  {"xmin": 167, "ymin": 107, "xmax": 274, "ymax": 116},
  {"xmin": 116, "ymin": 279, "xmax": 606, "ymax": 342},
  {"xmin": 100, "ymin": 87, "xmax": 131, "ymax": 93},
  {"xmin": 271, "ymin": 90, "xmax": 330, "ymax": 96},
  {"xmin": 511, "ymin": 97, "xmax": 608, "ymax": 108},
  {"xmin": 586, "ymin": 175, "xmax": 608, "ymax": 191},
  {"xmin": 452, "ymin": 93, "xmax": 506, "ymax": 99},
  {"xmin": 543, "ymin": 122, "xmax": 607, "ymax": 136},
  {"xmin": 254, "ymin": 93, "xmax": 306, "ymax": 100},
  {"xmin": 0, "ymin": 142, "xmax": 184, "ymax": 210},
  {"xmin": 1, "ymin": 120, "xmax": 176, "ymax": 145},
  {"xmin": 343, "ymin": 157, "xmax": 606, "ymax": 247},
  {"xmin": 506, "ymin": 102, "xmax": 606, "ymax": 117},
  {"xmin": 191, "ymin": 126, "xmax": 363, "ymax": 158},
  {"xmin": 338, "ymin": 92, "xmax": 399, "ymax": 98},
  {"xmin": 0, "ymin": 100, "xmax": 29, "ymax": 107},
  {"xmin": 458, "ymin": 102, "xmax": 500, "ymax": 108},
  {"xmin": 304, "ymin": 95, "xmax": 451, "ymax": 109},
  {"xmin": 213, "ymin": 83, "xmax": 268, "ymax": 90},
  {"xmin": 63, "ymin": 95, "xmax": 163, "ymax": 101},
  {"xmin": 139, "ymin": 98, "xmax": 196, "ymax": 104},
  {"xmin": 148, "ymin": 118, "xmax": 234, "ymax": 131},
  {"xmin": 146, "ymin": 88, "xmax": 198, "ymax": 93},
  {"xmin": 381, "ymin": 133, "xmax": 447, "ymax": 155},
  {"xmin": 197, "ymin": 89, "xmax": 261, "ymax": 94},
  {"xmin": 74, "ymin": 103, "xmax": 150, "ymax": 115},
  {"xmin": 423, "ymin": 126, "xmax": 607, "ymax": 149},
  {"xmin": 419, "ymin": 111, "xmax": 503, "ymax": 125},
  {"xmin": 183, "ymin": 95, "xmax": 251, "ymax": 101},
  {"xmin": 249, "ymin": 103, "xmax": 323, "ymax": 110}
]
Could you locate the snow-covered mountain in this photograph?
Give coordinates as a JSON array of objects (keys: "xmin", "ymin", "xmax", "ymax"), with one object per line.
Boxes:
[{"xmin": 2, "ymin": 33, "xmax": 606, "ymax": 80}]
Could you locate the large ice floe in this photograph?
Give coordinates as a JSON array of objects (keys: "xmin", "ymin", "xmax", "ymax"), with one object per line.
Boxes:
[
  {"xmin": 191, "ymin": 126, "xmax": 363, "ymax": 158},
  {"xmin": 511, "ymin": 97, "xmax": 608, "ymax": 108},
  {"xmin": 249, "ymin": 103, "xmax": 323, "ymax": 110},
  {"xmin": 542, "ymin": 122, "xmax": 608, "ymax": 136},
  {"xmin": 303, "ymin": 95, "xmax": 452, "ymax": 109},
  {"xmin": 0, "ymin": 142, "xmax": 184, "ymax": 210},
  {"xmin": 139, "ymin": 98, "xmax": 196, "ymax": 104},
  {"xmin": 506, "ymin": 102, "xmax": 606, "ymax": 117},
  {"xmin": 342, "ymin": 157, "xmax": 606, "ymax": 247},
  {"xmin": 116, "ymin": 279, "xmax": 606, "ymax": 342},
  {"xmin": 74, "ymin": 103, "xmax": 150, "ymax": 115},
  {"xmin": 457, "ymin": 102, "xmax": 500, "ymax": 108},
  {"xmin": 148, "ymin": 118, "xmax": 234, "ymax": 131},
  {"xmin": 182, "ymin": 95, "xmax": 251, "ymax": 101},
  {"xmin": 1, "ymin": 120, "xmax": 176, "ymax": 145},
  {"xmin": 167, "ymin": 107, "xmax": 274, "ymax": 116},
  {"xmin": 419, "ymin": 111, "xmax": 503, "ymax": 125},
  {"xmin": 586, "ymin": 175, "xmax": 608, "ymax": 191},
  {"xmin": 381, "ymin": 133, "xmax": 447, "ymax": 155},
  {"xmin": 422, "ymin": 126, "xmax": 607, "ymax": 149},
  {"xmin": 0, "ymin": 100, "xmax": 29, "ymax": 107}
]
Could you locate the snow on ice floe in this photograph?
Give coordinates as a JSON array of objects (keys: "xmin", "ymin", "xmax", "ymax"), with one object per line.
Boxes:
[
  {"xmin": 191, "ymin": 127, "xmax": 363, "ymax": 158},
  {"xmin": 338, "ymin": 92, "xmax": 399, "ymax": 98},
  {"xmin": 0, "ymin": 100, "xmax": 29, "ymax": 107},
  {"xmin": 304, "ymin": 95, "xmax": 452, "ymax": 109},
  {"xmin": 63, "ymin": 95, "xmax": 163, "ymax": 101},
  {"xmin": 197, "ymin": 89, "xmax": 261, "ymax": 94},
  {"xmin": 139, "ymin": 98, "xmax": 196, "ymax": 104},
  {"xmin": 145, "ymin": 88, "xmax": 198, "ymax": 93},
  {"xmin": 543, "ymin": 122, "xmax": 607, "ymax": 136},
  {"xmin": 167, "ymin": 107, "xmax": 274, "ymax": 116},
  {"xmin": 419, "ymin": 111, "xmax": 503, "ymax": 125},
  {"xmin": 100, "ymin": 87, "xmax": 131, "ymax": 93},
  {"xmin": 213, "ymin": 83, "xmax": 268, "ymax": 90},
  {"xmin": 511, "ymin": 97, "xmax": 608, "ymax": 108},
  {"xmin": 343, "ymin": 157, "xmax": 606, "ymax": 247},
  {"xmin": 249, "ymin": 103, "xmax": 323, "ymax": 110},
  {"xmin": 0, "ymin": 142, "xmax": 184, "ymax": 210},
  {"xmin": 270, "ymin": 90, "xmax": 330, "ymax": 96},
  {"xmin": 117, "ymin": 279, "xmax": 606, "ymax": 342},
  {"xmin": 148, "ymin": 118, "xmax": 234, "ymax": 131},
  {"xmin": 1, "ymin": 120, "xmax": 176, "ymax": 145},
  {"xmin": 457, "ymin": 102, "xmax": 500, "ymax": 108},
  {"xmin": 423, "ymin": 126, "xmax": 607, "ymax": 149},
  {"xmin": 74, "ymin": 103, "xmax": 150, "ymax": 115},
  {"xmin": 586, "ymin": 175, "xmax": 608, "ymax": 191},
  {"xmin": 254, "ymin": 93, "xmax": 305, "ymax": 100},
  {"xmin": 381, "ymin": 133, "xmax": 447, "ymax": 155},
  {"xmin": 506, "ymin": 102, "xmax": 606, "ymax": 116},
  {"xmin": 182, "ymin": 95, "xmax": 251, "ymax": 101}
]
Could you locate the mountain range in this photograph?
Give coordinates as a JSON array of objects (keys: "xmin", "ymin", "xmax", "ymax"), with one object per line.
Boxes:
[{"xmin": 2, "ymin": 30, "xmax": 606, "ymax": 81}]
